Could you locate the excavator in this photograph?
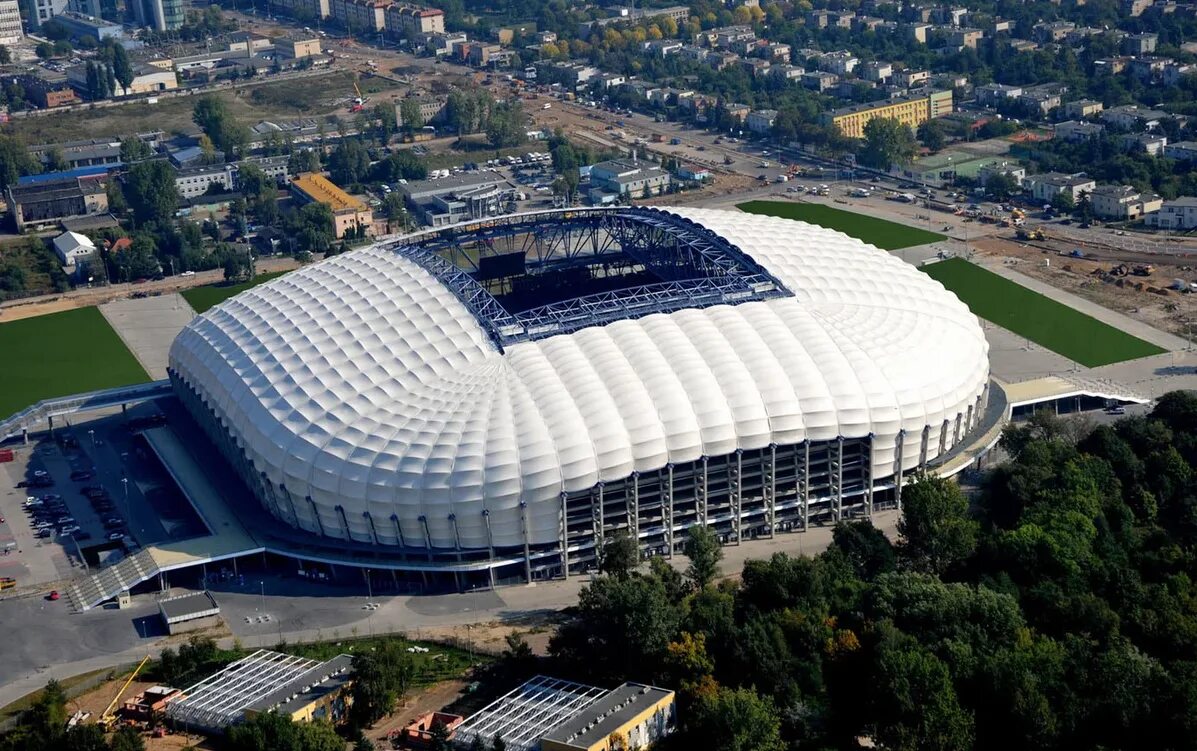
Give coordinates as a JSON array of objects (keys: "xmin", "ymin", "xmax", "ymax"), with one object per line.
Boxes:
[{"xmin": 98, "ymin": 655, "xmax": 150, "ymax": 731}]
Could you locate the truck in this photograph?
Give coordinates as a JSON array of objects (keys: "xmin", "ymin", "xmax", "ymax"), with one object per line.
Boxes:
[
  {"xmin": 651, "ymin": 133, "xmax": 664, "ymax": 143},
  {"xmin": 669, "ymin": 137, "xmax": 681, "ymax": 145}
]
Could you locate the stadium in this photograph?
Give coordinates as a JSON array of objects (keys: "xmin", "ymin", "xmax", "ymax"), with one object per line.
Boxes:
[{"xmin": 168, "ymin": 206, "xmax": 990, "ymax": 586}]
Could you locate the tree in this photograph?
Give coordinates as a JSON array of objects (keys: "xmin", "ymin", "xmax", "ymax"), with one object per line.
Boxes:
[
  {"xmin": 108, "ymin": 726, "xmax": 146, "ymax": 751},
  {"xmin": 859, "ymin": 117, "xmax": 918, "ymax": 170},
  {"xmin": 354, "ymin": 738, "xmax": 377, "ymax": 751},
  {"xmin": 985, "ymin": 172, "xmax": 1018, "ymax": 200},
  {"xmin": 289, "ymin": 148, "xmax": 321, "ymax": 175},
  {"xmin": 918, "ymin": 119, "xmax": 947, "ymax": 152},
  {"xmin": 328, "ymin": 139, "xmax": 372, "ymax": 186},
  {"xmin": 123, "ymin": 161, "xmax": 180, "ymax": 226},
  {"xmin": 689, "ymin": 686, "xmax": 785, "ymax": 751},
  {"xmin": 0, "ymin": 45, "xmax": 10, "ymax": 65},
  {"xmin": 683, "ymin": 525, "xmax": 722, "ymax": 589},
  {"xmin": 0, "ymin": 135, "xmax": 38, "ymax": 192},
  {"xmin": 486, "ymin": 101, "xmax": 527, "ymax": 149},
  {"xmin": 897, "ymin": 473, "xmax": 978, "ymax": 575},
  {"xmin": 192, "ymin": 96, "xmax": 249, "ymax": 157},
  {"xmin": 1050, "ymin": 191, "xmax": 1075, "ymax": 213},
  {"xmin": 111, "ymin": 42, "xmax": 134, "ymax": 93},
  {"xmin": 832, "ymin": 519, "xmax": 896, "ymax": 580},
  {"xmin": 399, "ymin": 98, "xmax": 425, "ymax": 130},
  {"xmin": 866, "ymin": 632, "xmax": 975, "ymax": 751},
  {"xmin": 120, "ymin": 137, "xmax": 153, "ymax": 163},
  {"xmin": 599, "ymin": 530, "xmax": 639, "ymax": 577}
]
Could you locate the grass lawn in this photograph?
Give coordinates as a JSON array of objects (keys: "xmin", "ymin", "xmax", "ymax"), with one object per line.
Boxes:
[
  {"xmin": 923, "ymin": 258, "xmax": 1166, "ymax": 367},
  {"xmin": 0, "ymin": 307, "xmax": 149, "ymax": 418},
  {"xmin": 181, "ymin": 271, "xmax": 290, "ymax": 314},
  {"xmin": 737, "ymin": 200, "xmax": 946, "ymax": 250}
]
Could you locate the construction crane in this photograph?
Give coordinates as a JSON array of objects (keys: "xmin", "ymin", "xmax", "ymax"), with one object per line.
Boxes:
[
  {"xmin": 99, "ymin": 655, "xmax": 151, "ymax": 730},
  {"xmin": 350, "ymin": 81, "xmax": 368, "ymax": 113}
]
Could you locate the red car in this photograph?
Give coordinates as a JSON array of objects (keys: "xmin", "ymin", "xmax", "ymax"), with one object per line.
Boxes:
[{"xmin": 47, "ymin": 590, "xmax": 59, "ymax": 601}]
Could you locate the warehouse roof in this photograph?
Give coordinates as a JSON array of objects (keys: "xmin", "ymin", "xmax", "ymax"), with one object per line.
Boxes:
[
  {"xmin": 290, "ymin": 172, "xmax": 366, "ymax": 213},
  {"xmin": 541, "ymin": 683, "xmax": 673, "ymax": 750}
]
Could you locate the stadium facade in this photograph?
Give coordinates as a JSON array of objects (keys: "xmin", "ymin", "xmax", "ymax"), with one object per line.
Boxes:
[{"xmin": 168, "ymin": 207, "xmax": 990, "ymax": 585}]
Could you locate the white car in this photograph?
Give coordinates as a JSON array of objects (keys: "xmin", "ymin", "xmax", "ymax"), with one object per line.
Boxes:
[
  {"xmin": 60, "ymin": 525, "xmax": 80, "ymax": 535},
  {"xmin": 180, "ymin": 270, "xmax": 195, "ymax": 277},
  {"xmin": 25, "ymin": 496, "xmax": 40, "ymax": 506},
  {"xmin": 108, "ymin": 531, "xmax": 126, "ymax": 541}
]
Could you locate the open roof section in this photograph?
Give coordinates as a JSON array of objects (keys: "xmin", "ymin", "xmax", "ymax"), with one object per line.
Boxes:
[{"xmin": 387, "ymin": 207, "xmax": 794, "ymax": 350}]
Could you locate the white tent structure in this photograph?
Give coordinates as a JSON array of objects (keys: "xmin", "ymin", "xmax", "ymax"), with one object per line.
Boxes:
[{"xmin": 169, "ymin": 207, "xmax": 989, "ymax": 582}]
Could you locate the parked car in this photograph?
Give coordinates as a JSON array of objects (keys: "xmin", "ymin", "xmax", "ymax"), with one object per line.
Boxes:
[
  {"xmin": 35, "ymin": 529, "xmax": 51, "ymax": 538},
  {"xmin": 107, "ymin": 531, "xmax": 126, "ymax": 541},
  {"xmin": 47, "ymin": 590, "xmax": 59, "ymax": 601},
  {"xmin": 60, "ymin": 525, "xmax": 80, "ymax": 535}
]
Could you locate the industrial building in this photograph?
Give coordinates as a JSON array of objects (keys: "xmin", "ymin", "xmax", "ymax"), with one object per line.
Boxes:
[
  {"xmin": 588, "ymin": 159, "xmax": 672, "ymax": 201},
  {"xmin": 167, "ymin": 207, "xmax": 990, "ymax": 585},
  {"xmin": 290, "ymin": 173, "xmax": 374, "ymax": 238},
  {"xmin": 166, "ymin": 650, "xmax": 353, "ymax": 733},
  {"xmin": 6, "ymin": 175, "xmax": 109, "ymax": 231},
  {"xmin": 453, "ymin": 676, "xmax": 675, "ymax": 751},
  {"xmin": 399, "ymin": 171, "xmax": 507, "ymax": 227},
  {"xmin": 823, "ymin": 90, "xmax": 953, "ymax": 139}
]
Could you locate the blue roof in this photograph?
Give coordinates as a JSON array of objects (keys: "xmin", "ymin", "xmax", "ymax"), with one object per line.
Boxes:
[{"xmin": 18, "ymin": 163, "xmax": 121, "ymax": 185}]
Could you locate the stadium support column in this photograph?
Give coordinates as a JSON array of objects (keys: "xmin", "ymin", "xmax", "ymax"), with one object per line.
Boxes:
[
  {"xmin": 965, "ymin": 403, "xmax": 974, "ymax": 433},
  {"xmin": 664, "ymin": 464, "xmax": 675, "ymax": 557},
  {"xmin": 919, "ymin": 425, "xmax": 930, "ymax": 468},
  {"xmin": 558, "ymin": 493, "xmax": 568, "ymax": 581},
  {"xmin": 449, "ymin": 514, "xmax": 462, "ymax": 590},
  {"xmin": 483, "ymin": 509, "xmax": 496, "ymax": 589},
  {"xmin": 335, "ymin": 506, "xmax": 352, "ymax": 541},
  {"xmin": 894, "ymin": 429, "xmax": 906, "ymax": 510},
  {"xmin": 831, "ymin": 437, "xmax": 843, "ymax": 522},
  {"xmin": 519, "ymin": 501, "xmax": 532, "ymax": 584},
  {"xmin": 800, "ymin": 440, "xmax": 810, "ymax": 532},
  {"xmin": 939, "ymin": 418, "xmax": 950, "ymax": 456},
  {"xmin": 280, "ymin": 485, "xmax": 300, "ymax": 529},
  {"xmin": 765, "ymin": 444, "xmax": 776, "ymax": 539},
  {"xmin": 307, "ymin": 496, "xmax": 325, "ymax": 536},
  {"xmin": 697, "ymin": 456, "xmax": 709, "ymax": 527},
  {"xmin": 954, "ymin": 412, "xmax": 963, "ymax": 445},
  {"xmin": 364, "ymin": 512, "xmax": 380, "ymax": 545},
  {"xmin": 419, "ymin": 515, "xmax": 434, "ymax": 561},
  {"xmin": 629, "ymin": 471, "xmax": 640, "ymax": 545},
  {"xmin": 865, "ymin": 434, "xmax": 874, "ymax": 517},
  {"xmin": 730, "ymin": 450, "xmax": 742, "ymax": 544},
  {"xmin": 390, "ymin": 514, "xmax": 408, "ymax": 561},
  {"xmin": 592, "ymin": 483, "xmax": 606, "ymax": 562}
]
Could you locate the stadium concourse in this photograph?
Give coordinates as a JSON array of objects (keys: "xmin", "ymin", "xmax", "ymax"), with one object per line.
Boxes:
[{"xmin": 160, "ymin": 206, "xmax": 992, "ymax": 590}]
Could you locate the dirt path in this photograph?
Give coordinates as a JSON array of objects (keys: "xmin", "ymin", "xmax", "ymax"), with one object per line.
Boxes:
[{"xmin": 369, "ymin": 679, "xmax": 469, "ymax": 748}]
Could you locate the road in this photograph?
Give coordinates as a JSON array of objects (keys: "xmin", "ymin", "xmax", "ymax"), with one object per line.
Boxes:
[{"xmin": 0, "ymin": 508, "xmax": 899, "ymax": 708}]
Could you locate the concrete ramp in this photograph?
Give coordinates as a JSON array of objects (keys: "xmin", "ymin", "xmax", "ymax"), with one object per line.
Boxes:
[{"xmin": 100, "ymin": 294, "xmax": 196, "ymax": 379}]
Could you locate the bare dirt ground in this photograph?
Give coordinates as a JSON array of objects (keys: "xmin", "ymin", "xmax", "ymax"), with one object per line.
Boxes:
[{"xmin": 970, "ymin": 234, "xmax": 1197, "ymax": 340}]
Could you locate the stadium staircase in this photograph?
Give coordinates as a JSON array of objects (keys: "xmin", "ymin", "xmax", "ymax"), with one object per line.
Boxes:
[
  {"xmin": 66, "ymin": 549, "xmax": 161, "ymax": 613},
  {"xmin": 1056, "ymin": 373, "xmax": 1152, "ymax": 405}
]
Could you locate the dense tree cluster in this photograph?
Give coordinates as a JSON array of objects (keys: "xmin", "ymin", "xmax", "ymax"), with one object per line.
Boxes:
[{"xmin": 549, "ymin": 394, "xmax": 1197, "ymax": 750}]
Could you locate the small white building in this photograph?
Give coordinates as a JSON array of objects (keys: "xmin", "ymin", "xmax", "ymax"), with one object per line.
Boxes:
[
  {"xmin": 1024, "ymin": 172, "xmax": 1096, "ymax": 203},
  {"xmin": 746, "ymin": 109, "xmax": 778, "ymax": 135},
  {"xmin": 1150, "ymin": 197, "xmax": 1197, "ymax": 230},
  {"xmin": 1088, "ymin": 184, "xmax": 1162, "ymax": 220},
  {"xmin": 52, "ymin": 231, "xmax": 97, "ymax": 269}
]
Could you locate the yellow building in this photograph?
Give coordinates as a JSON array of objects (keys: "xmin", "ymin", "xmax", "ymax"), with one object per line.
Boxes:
[
  {"xmin": 540, "ymin": 683, "xmax": 676, "ymax": 751},
  {"xmin": 290, "ymin": 173, "xmax": 375, "ymax": 239},
  {"xmin": 825, "ymin": 90, "xmax": 953, "ymax": 139}
]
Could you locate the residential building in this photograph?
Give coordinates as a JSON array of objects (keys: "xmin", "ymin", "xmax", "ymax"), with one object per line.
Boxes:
[
  {"xmin": 766, "ymin": 65, "xmax": 805, "ymax": 81},
  {"xmin": 1123, "ymin": 33, "xmax": 1159, "ymax": 55},
  {"xmin": 1024, "ymin": 172, "xmax": 1096, "ymax": 203},
  {"xmin": 1055, "ymin": 120, "xmax": 1105, "ymax": 142},
  {"xmin": 824, "ymin": 90, "xmax": 953, "ymax": 139},
  {"xmin": 1018, "ymin": 88, "xmax": 1062, "ymax": 117},
  {"xmin": 1123, "ymin": 0, "xmax": 1155, "ymax": 17},
  {"xmin": 395, "ymin": 96, "xmax": 445, "ymax": 127},
  {"xmin": 746, "ymin": 109, "xmax": 777, "ymax": 135},
  {"xmin": 894, "ymin": 69, "xmax": 930, "ymax": 88},
  {"xmin": 385, "ymin": 4, "xmax": 444, "ymax": 37},
  {"xmin": 582, "ymin": 5, "xmax": 688, "ymax": 36},
  {"xmin": 801, "ymin": 71, "xmax": 838, "ymax": 92},
  {"xmin": 21, "ymin": 0, "xmax": 66, "ymax": 30},
  {"xmin": 1088, "ymin": 184, "xmax": 1162, "ymax": 220},
  {"xmin": 1032, "ymin": 20, "xmax": 1075, "ymax": 43},
  {"xmin": 239, "ymin": 155, "xmax": 290, "ymax": 185},
  {"xmin": 1150, "ymin": 197, "xmax": 1197, "ymax": 230},
  {"xmin": 51, "ymin": 230, "xmax": 96, "ymax": 268},
  {"xmin": 977, "ymin": 161, "xmax": 1026, "ymax": 187},
  {"xmin": 975, "ymin": 83, "xmax": 1023, "ymax": 107},
  {"xmin": 175, "ymin": 163, "xmax": 236, "ymax": 199},
  {"xmin": 329, "ymin": 0, "xmax": 387, "ymax": 33},
  {"xmin": 1100, "ymin": 105, "xmax": 1169, "ymax": 131},
  {"xmin": 861, "ymin": 61, "xmax": 894, "ymax": 83},
  {"xmin": 589, "ymin": 159, "xmax": 671, "ymax": 200},
  {"xmin": 6, "ymin": 175, "xmax": 108, "ymax": 231},
  {"xmin": 1120, "ymin": 132, "xmax": 1167, "ymax": 156},
  {"xmin": 131, "ymin": 0, "xmax": 183, "ymax": 31},
  {"xmin": 1163, "ymin": 141, "xmax": 1197, "ymax": 162},
  {"xmin": 948, "ymin": 28, "xmax": 983, "ymax": 48},
  {"xmin": 50, "ymin": 11, "xmax": 123, "ymax": 41},
  {"xmin": 398, "ymin": 171, "xmax": 505, "ymax": 227},
  {"xmin": 1064, "ymin": 99, "xmax": 1103, "ymax": 119},
  {"xmin": 907, "ymin": 22, "xmax": 931, "ymax": 43},
  {"xmin": 0, "ymin": 0, "xmax": 22, "ymax": 44},
  {"xmin": 723, "ymin": 102, "xmax": 750, "ymax": 121},
  {"xmin": 1128, "ymin": 56, "xmax": 1168, "ymax": 83},
  {"xmin": 1163, "ymin": 62, "xmax": 1196, "ymax": 86},
  {"xmin": 275, "ymin": 35, "xmax": 323, "ymax": 59},
  {"xmin": 290, "ymin": 173, "xmax": 374, "ymax": 238},
  {"xmin": 818, "ymin": 51, "xmax": 860, "ymax": 75}
]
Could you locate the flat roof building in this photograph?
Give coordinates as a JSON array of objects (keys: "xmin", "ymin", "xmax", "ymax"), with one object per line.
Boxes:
[
  {"xmin": 158, "ymin": 591, "xmax": 221, "ymax": 634},
  {"xmin": 399, "ymin": 171, "xmax": 507, "ymax": 227},
  {"xmin": 589, "ymin": 159, "xmax": 671, "ymax": 200},
  {"xmin": 6, "ymin": 175, "xmax": 109, "ymax": 231},
  {"xmin": 824, "ymin": 90, "xmax": 953, "ymax": 139},
  {"xmin": 290, "ymin": 172, "xmax": 374, "ymax": 238},
  {"xmin": 541, "ymin": 683, "xmax": 676, "ymax": 751}
]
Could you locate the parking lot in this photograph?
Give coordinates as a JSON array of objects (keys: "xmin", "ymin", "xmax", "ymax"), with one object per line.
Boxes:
[{"xmin": 0, "ymin": 405, "xmax": 208, "ymax": 593}]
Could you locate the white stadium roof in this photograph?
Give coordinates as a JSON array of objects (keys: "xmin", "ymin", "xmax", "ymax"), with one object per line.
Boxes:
[{"xmin": 169, "ymin": 207, "xmax": 989, "ymax": 550}]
